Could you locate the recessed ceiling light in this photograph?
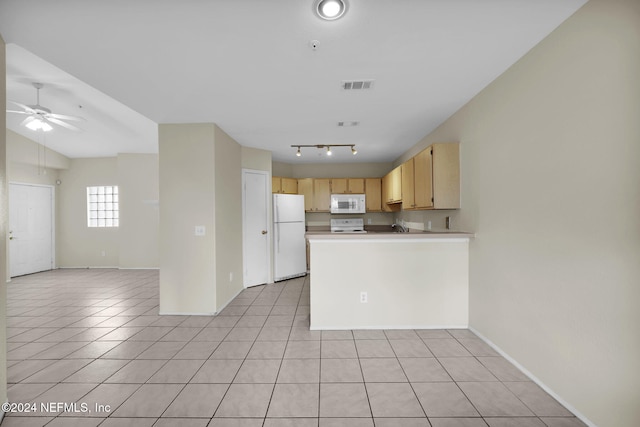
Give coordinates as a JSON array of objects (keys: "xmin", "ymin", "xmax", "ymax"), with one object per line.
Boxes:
[{"xmin": 314, "ymin": 0, "xmax": 347, "ymax": 21}]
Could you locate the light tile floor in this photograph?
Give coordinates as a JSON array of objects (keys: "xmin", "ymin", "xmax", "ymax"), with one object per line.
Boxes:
[{"xmin": 3, "ymin": 269, "xmax": 587, "ymax": 427}]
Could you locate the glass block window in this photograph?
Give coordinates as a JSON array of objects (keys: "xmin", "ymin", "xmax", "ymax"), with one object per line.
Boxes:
[{"xmin": 87, "ymin": 186, "xmax": 119, "ymax": 227}]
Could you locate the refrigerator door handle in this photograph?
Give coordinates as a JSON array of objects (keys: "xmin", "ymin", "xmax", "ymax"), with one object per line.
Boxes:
[
  {"xmin": 276, "ymin": 223, "xmax": 280, "ymax": 253},
  {"xmin": 274, "ymin": 196, "xmax": 279, "ymax": 223}
]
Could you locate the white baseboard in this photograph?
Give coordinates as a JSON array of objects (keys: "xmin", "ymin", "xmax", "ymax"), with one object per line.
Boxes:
[
  {"xmin": 158, "ymin": 311, "xmax": 216, "ymax": 316},
  {"xmin": 214, "ymin": 288, "xmax": 246, "ymax": 315},
  {"xmin": 310, "ymin": 325, "xmax": 469, "ymax": 331},
  {"xmin": 158, "ymin": 288, "xmax": 244, "ymax": 317},
  {"xmin": 469, "ymin": 327, "xmax": 597, "ymax": 427}
]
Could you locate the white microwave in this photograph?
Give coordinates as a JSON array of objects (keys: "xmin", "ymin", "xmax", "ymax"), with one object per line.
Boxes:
[{"xmin": 330, "ymin": 194, "xmax": 366, "ymax": 214}]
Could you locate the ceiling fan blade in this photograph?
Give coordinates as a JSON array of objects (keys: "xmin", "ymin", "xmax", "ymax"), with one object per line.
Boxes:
[
  {"xmin": 20, "ymin": 116, "xmax": 37, "ymax": 126},
  {"xmin": 9, "ymin": 100, "xmax": 36, "ymax": 113},
  {"xmin": 6, "ymin": 110, "xmax": 30, "ymax": 115},
  {"xmin": 46, "ymin": 117, "xmax": 82, "ymax": 132},
  {"xmin": 47, "ymin": 112, "xmax": 85, "ymax": 122}
]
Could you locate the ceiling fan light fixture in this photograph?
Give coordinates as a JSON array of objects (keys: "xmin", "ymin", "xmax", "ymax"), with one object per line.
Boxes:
[
  {"xmin": 296, "ymin": 147, "xmax": 302, "ymax": 157},
  {"xmin": 326, "ymin": 146, "xmax": 332, "ymax": 156},
  {"xmin": 315, "ymin": 0, "xmax": 347, "ymax": 21},
  {"xmin": 351, "ymin": 146, "xmax": 357, "ymax": 155},
  {"xmin": 25, "ymin": 118, "xmax": 53, "ymax": 132}
]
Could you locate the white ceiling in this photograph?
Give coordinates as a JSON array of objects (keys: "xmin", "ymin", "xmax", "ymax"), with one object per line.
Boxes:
[{"xmin": 1, "ymin": 0, "xmax": 587, "ymax": 163}]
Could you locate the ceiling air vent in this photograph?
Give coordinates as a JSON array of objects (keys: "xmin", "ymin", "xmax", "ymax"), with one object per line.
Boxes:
[
  {"xmin": 341, "ymin": 80, "xmax": 374, "ymax": 90},
  {"xmin": 338, "ymin": 121, "xmax": 359, "ymax": 127}
]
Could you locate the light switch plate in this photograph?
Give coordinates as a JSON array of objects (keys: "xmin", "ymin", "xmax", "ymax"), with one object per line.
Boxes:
[{"xmin": 195, "ymin": 226, "xmax": 206, "ymax": 236}]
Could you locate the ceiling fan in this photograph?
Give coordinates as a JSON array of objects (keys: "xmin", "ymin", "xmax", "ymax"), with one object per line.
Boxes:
[{"xmin": 7, "ymin": 82, "xmax": 84, "ymax": 132}]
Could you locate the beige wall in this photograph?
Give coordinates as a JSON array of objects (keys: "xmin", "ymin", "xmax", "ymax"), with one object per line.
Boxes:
[
  {"xmin": 0, "ymin": 33, "xmax": 8, "ymax": 409},
  {"xmin": 159, "ymin": 124, "xmax": 217, "ymax": 314},
  {"xmin": 50, "ymin": 153, "xmax": 159, "ymax": 269},
  {"xmin": 214, "ymin": 125, "xmax": 243, "ymax": 309},
  {"xmin": 7, "ymin": 129, "xmax": 69, "ymax": 171},
  {"xmin": 158, "ymin": 124, "xmax": 244, "ymax": 314},
  {"xmin": 274, "ymin": 161, "xmax": 393, "ymax": 179},
  {"xmin": 118, "ymin": 154, "xmax": 159, "ymax": 268},
  {"xmin": 57, "ymin": 158, "xmax": 119, "ymax": 267},
  {"xmin": 398, "ymin": 0, "xmax": 640, "ymax": 425},
  {"xmin": 242, "ymin": 146, "xmax": 272, "ymax": 172}
]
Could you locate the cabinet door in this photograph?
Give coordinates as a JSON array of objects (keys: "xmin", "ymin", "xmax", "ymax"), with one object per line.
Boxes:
[
  {"xmin": 272, "ymin": 177, "xmax": 282, "ymax": 194},
  {"xmin": 391, "ymin": 166, "xmax": 402, "ymax": 202},
  {"xmin": 331, "ymin": 178, "xmax": 348, "ymax": 194},
  {"xmin": 365, "ymin": 178, "xmax": 382, "ymax": 212},
  {"xmin": 297, "ymin": 178, "xmax": 314, "ymax": 212},
  {"xmin": 348, "ymin": 178, "xmax": 365, "ymax": 194},
  {"xmin": 414, "ymin": 148, "xmax": 434, "ymax": 208},
  {"xmin": 432, "ymin": 143, "xmax": 460, "ymax": 209},
  {"xmin": 313, "ymin": 179, "xmax": 331, "ymax": 211},
  {"xmin": 401, "ymin": 159, "xmax": 415, "ymax": 210},
  {"xmin": 281, "ymin": 177, "xmax": 298, "ymax": 194}
]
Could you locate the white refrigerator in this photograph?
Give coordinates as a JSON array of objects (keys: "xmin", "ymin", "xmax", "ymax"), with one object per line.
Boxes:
[{"xmin": 273, "ymin": 194, "xmax": 307, "ymax": 282}]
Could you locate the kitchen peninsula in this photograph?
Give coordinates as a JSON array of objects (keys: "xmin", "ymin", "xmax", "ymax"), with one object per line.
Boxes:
[{"xmin": 307, "ymin": 231, "xmax": 473, "ymax": 330}]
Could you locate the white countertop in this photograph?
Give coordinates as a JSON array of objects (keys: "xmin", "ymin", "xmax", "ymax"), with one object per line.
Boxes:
[{"xmin": 306, "ymin": 230, "xmax": 474, "ymax": 240}]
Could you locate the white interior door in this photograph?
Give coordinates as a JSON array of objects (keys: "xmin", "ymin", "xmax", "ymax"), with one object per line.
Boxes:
[
  {"xmin": 242, "ymin": 169, "xmax": 270, "ymax": 287},
  {"xmin": 9, "ymin": 183, "xmax": 55, "ymax": 277}
]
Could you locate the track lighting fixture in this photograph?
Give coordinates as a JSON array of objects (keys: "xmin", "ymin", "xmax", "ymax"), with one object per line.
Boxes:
[{"xmin": 291, "ymin": 144, "xmax": 357, "ymax": 158}]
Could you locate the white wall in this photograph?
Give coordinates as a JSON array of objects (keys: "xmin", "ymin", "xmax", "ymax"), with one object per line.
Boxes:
[
  {"xmin": 310, "ymin": 237, "xmax": 469, "ymax": 329},
  {"xmin": 397, "ymin": 0, "xmax": 640, "ymax": 425}
]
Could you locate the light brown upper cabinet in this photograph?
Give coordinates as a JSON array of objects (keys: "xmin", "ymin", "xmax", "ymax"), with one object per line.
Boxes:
[
  {"xmin": 346, "ymin": 178, "xmax": 365, "ymax": 194},
  {"xmin": 331, "ymin": 178, "xmax": 347, "ymax": 194},
  {"xmin": 401, "ymin": 158, "xmax": 415, "ymax": 210},
  {"xmin": 413, "ymin": 147, "xmax": 434, "ymax": 208},
  {"xmin": 272, "ymin": 176, "xmax": 298, "ymax": 194},
  {"xmin": 297, "ymin": 178, "xmax": 314, "ymax": 211},
  {"xmin": 330, "ymin": 178, "xmax": 365, "ymax": 194},
  {"xmin": 365, "ymin": 178, "xmax": 382, "ymax": 212},
  {"xmin": 313, "ymin": 178, "xmax": 332, "ymax": 212},
  {"xmin": 431, "ymin": 143, "xmax": 460, "ymax": 209},
  {"xmin": 383, "ymin": 165, "xmax": 402, "ymax": 205},
  {"xmin": 401, "ymin": 143, "xmax": 459, "ymax": 210}
]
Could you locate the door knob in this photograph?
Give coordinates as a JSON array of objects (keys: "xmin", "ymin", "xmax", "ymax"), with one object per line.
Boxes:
[{"xmin": 261, "ymin": 230, "xmax": 268, "ymax": 234}]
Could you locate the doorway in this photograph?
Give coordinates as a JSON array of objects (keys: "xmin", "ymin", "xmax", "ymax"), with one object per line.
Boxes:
[
  {"xmin": 242, "ymin": 169, "xmax": 271, "ymax": 287},
  {"xmin": 9, "ymin": 183, "xmax": 55, "ymax": 277}
]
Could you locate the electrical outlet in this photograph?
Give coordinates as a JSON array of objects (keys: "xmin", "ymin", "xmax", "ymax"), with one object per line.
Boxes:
[
  {"xmin": 367, "ymin": 218, "xmax": 372, "ymax": 225},
  {"xmin": 360, "ymin": 292, "xmax": 368, "ymax": 303},
  {"xmin": 101, "ymin": 250, "xmax": 106, "ymax": 257},
  {"xmin": 427, "ymin": 221, "xmax": 432, "ymax": 230},
  {"xmin": 195, "ymin": 226, "xmax": 206, "ymax": 236},
  {"xmin": 229, "ymin": 272, "xmax": 233, "ymax": 282}
]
